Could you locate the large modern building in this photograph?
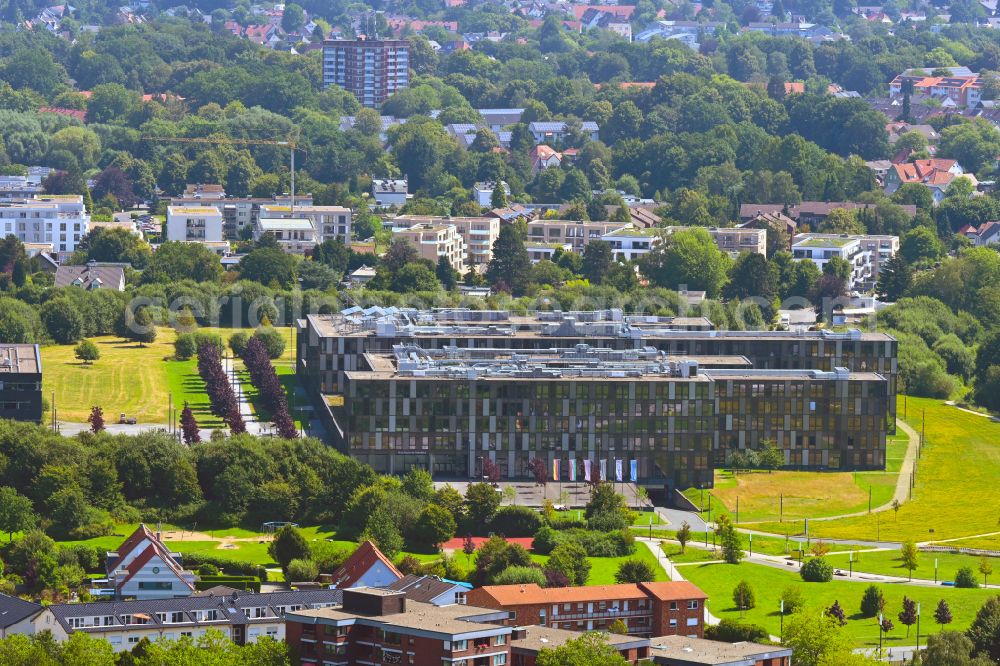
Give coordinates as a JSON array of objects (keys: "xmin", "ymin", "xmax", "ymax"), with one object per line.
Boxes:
[
  {"xmin": 165, "ymin": 205, "xmax": 224, "ymax": 243},
  {"xmin": 0, "ymin": 195, "xmax": 90, "ymax": 259},
  {"xmin": 169, "ymin": 192, "xmax": 312, "ymax": 240},
  {"xmin": 792, "ymin": 233, "xmax": 899, "ymax": 292},
  {"xmin": 0, "ymin": 344, "xmax": 42, "ymax": 423},
  {"xmin": 322, "ymin": 37, "xmax": 410, "ymax": 107},
  {"xmin": 296, "ymin": 308, "xmax": 895, "ymax": 492}
]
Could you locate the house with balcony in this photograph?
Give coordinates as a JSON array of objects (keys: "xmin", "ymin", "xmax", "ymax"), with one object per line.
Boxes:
[
  {"xmin": 392, "ymin": 222, "xmax": 467, "ymax": 273},
  {"xmin": 792, "ymin": 232, "xmax": 898, "ymax": 291},
  {"xmin": 166, "ymin": 205, "xmax": 224, "ymax": 243},
  {"xmin": 602, "ymin": 225, "xmax": 659, "ymax": 261},
  {"xmin": 466, "ymin": 582, "xmax": 707, "ymax": 638},
  {"xmin": 254, "ymin": 217, "xmax": 318, "ymax": 255},
  {"xmin": 101, "ymin": 524, "xmax": 197, "ymax": 600}
]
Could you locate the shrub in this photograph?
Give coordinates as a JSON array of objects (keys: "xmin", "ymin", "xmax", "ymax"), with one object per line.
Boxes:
[
  {"xmin": 181, "ymin": 553, "xmax": 267, "ymax": 581},
  {"xmin": 860, "ymin": 585, "xmax": 885, "ymax": 617},
  {"xmin": 781, "ymin": 586, "xmax": 805, "ymax": 614},
  {"xmin": 493, "ymin": 565, "xmax": 547, "ymax": 586},
  {"xmin": 563, "ymin": 528, "xmax": 635, "ymax": 557},
  {"xmin": 286, "ymin": 558, "xmax": 319, "ymax": 582},
  {"xmin": 955, "ymin": 566, "xmax": 979, "ymax": 588},
  {"xmin": 228, "ymin": 331, "xmax": 250, "ymax": 357},
  {"xmin": 175, "ymin": 331, "xmax": 223, "ymax": 360},
  {"xmin": 532, "ymin": 526, "xmax": 560, "ymax": 555},
  {"xmin": 197, "ymin": 563, "xmax": 220, "ymax": 576},
  {"xmin": 490, "ymin": 506, "xmax": 543, "ymax": 537},
  {"xmin": 704, "ymin": 619, "xmax": 768, "ymax": 643},
  {"xmin": 800, "ymin": 557, "xmax": 834, "ymax": 582},
  {"xmin": 548, "ymin": 514, "xmax": 587, "ymax": 531},
  {"xmin": 733, "ymin": 579, "xmax": 756, "ymax": 610},
  {"xmin": 253, "ymin": 328, "xmax": 286, "ymax": 359},
  {"xmin": 615, "ymin": 558, "xmax": 656, "ymax": 584}
]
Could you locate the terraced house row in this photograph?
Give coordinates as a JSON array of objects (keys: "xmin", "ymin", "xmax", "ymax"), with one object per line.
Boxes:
[{"xmin": 296, "ymin": 308, "xmax": 896, "ymax": 493}]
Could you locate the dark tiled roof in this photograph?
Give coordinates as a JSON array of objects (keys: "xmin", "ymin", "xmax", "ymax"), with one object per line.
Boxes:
[
  {"xmin": 383, "ymin": 574, "xmax": 462, "ymax": 603},
  {"xmin": 0, "ymin": 593, "xmax": 43, "ymax": 628},
  {"xmin": 54, "ymin": 264, "xmax": 125, "ymax": 289},
  {"xmin": 48, "ymin": 589, "xmax": 342, "ymax": 634}
]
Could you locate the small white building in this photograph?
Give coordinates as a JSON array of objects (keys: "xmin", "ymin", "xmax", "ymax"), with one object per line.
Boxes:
[
  {"xmin": 255, "ymin": 217, "xmax": 318, "ymax": 255},
  {"xmin": 102, "ymin": 524, "xmax": 196, "ymax": 600},
  {"xmin": 474, "ymin": 181, "xmax": 509, "ymax": 208},
  {"xmin": 371, "ymin": 179, "xmax": 408, "ymax": 208},
  {"xmin": 602, "ymin": 226, "xmax": 659, "ymax": 261},
  {"xmin": 792, "ymin": 233, "xmax": 899, "ymax": 291},
  {"xmin": 165, "ymin": 205, "xmax": 224, "ymax": 243}
]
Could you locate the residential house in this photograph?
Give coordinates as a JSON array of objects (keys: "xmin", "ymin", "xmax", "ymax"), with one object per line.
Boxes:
[
  {"xmin": 511, "ymin": 626, "xmax": 650, "ymax": 665},
  {"xmin": 383, "ymin": 574, "xmax": 471, "ymax": 606},
  {"xmin": 743, "ymin": 21, "xmax": 836, "ymax": 40},
  {"xmin": 602, "ymin": 225, "xmax": 659, "ymax": 261},
  {"xmin": 54, "ymin": 261, "xmax": 126, "ymax": 290},
  {"xmin": 737, "ymin": 202, "xmax": 918, "ymax": 225},
  {"xmin": 527, "ymin": 219, "xmax": 624, "ymax": 252},
  {"xmin": 963, "ymin": 220, "xmax": 1000, "ymax": 246},
  {"xmin": 254, "ymin": 218, "xmax": 317, "ymax": 255},
  {"xmin": 27, "ymin": 589, "xmax": 342, "ymax": 651},
  {"xmin": 169, "ymin": 191, "xmax": 309, "ymax": 239},
  {"xmin": 474, "ymin": 181, "xmax": 510, "ymax": 207},
  {"xmin": 392, "ymin": 215, "xmax": 499, "ymax": 268},
  {"xmin": 166, "ymin": 205, "xmax": 224, "ymax": 243},
  {"xmin": 477, "ymin": 108, "xmax": 524, "ymax": 131},
  {"xmin": 883, "ymin": 159, "xmax": 971, "ymax": 203},
  {"xmin": 392, "ymin": 222, "xmax": 467, "ymax": 273},
  {"xmin": 327, "ymin": 541, "xmax": 403, "ymax": 590},
  {"xmin": 465, "ymin": 582, "xmax": 708, "ymax": 638},
  {"xmin": 889, "ymin": 67, "xmax": 982, "ymax": 108},
  {"xmin": 648, "ymin": 635, "xmax": 792, "ymax": 666},
  {"xmin": 371, "ymin": 179, "xmax": 409, "ymax": 207},
  {"xmin": 530, "ymin": 145, "xmax": 563, "ymax": 173},
  {"xmin": 102, "ymin": 524, "xmax": 197, "ymax": 600},
  {"xmin": 0, "ymin": 344, "xmax": 42, "ymax": 424},
  {"xmin": 739, "ymin": 211, "xmax": 797, "ymax": 252},
  {"xmin": 347, "ymin": 264, "xmax": 377, "ymax": 288},
  {"xmin": 792, "ymin": 233, "xmax": 899, "ymax": 291},
  {"xmin": 634, "ymin": 20, "xmax": 723, "ymax": 44},
  {"xmin": 528, "ymin": 121, "xmax": 600, "ymax": 144},
  {"xmin": 285, "ymin": 205, "xmax": 353, "ymax": 245},
  {"xmin": 0, "ymin": 594, "xmax": 44, "ymax": 638}
]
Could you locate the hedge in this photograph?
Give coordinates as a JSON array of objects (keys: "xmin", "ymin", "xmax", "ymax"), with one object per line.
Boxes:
[
  {"xmin": 181, "ymin": 552, "xmax": 268, "ymax": 581},
  {"xmin": 195, "ymin": 575, "xmax": 262, "ymax": 593}
]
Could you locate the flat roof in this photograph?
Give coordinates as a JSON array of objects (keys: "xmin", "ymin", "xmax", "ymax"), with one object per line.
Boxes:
[
  {"xmin": 794, "ymin": 236, "xmax": 858, "ymax": 248},
  {"xmin": 257, "ymin": 218, "xmax": 315, "ymax": 231},
  {"xmin": 167, "ymin": 206, "xmax": 221, "ymax": 216},
  {"xmin": 0, "ymin": 344, "xmax": 40, "ymax": 374},
  {"xmin": 289, "ymin": 600, "xmax": 509, "ymax": 639},
  {"xmin": 512, "ymin": 626, "xmax": 646, "ymax": 653},
  {"xmin": 648, "ymin": 635, "xmax": 792, "ymax": 665}
]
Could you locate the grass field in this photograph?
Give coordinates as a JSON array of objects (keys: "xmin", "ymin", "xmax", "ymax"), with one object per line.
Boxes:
[
  {"xmin": 750, "ymin": 399, "xmax": 1000, "ymax": 542},
  {"xmin": 930, "ymin": 535, "xmax": 1000, "ymax": 551},
  {"xmin": 681, "ymin": 561, "xmax": 997, "ymax": 647},
  {"xmin": 683, "ymin": 431, "xmax": 907, "ymax": 525},
  {"xmin": 825, "ymin": 549, "xmax": 999, "ymax": 584},
  {"xmin": 42, "ymin": 326, "xmax": 299, "ymax": 426},
  {"xmin": 531, "ymin": 544, "xmax": 668, "ymax": 586}
]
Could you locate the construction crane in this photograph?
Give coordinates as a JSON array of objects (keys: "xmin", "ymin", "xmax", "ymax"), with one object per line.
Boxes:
[{"xmin": 141, "ymin": 135, "xmax": 303, "ymax": 210}]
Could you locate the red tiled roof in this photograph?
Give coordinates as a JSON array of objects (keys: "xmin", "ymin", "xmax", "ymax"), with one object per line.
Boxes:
[
  {"xmin": 329, "ymin": 541, "xmax": 402, "ymax": 589},
  {"xmin": 474, "ymin": 582, "xmax": 707, "ymax": 606},
  {"xmin": 784, "ymin": 82, "xmax": 805, "ymax": 94},
  {"xmin": 891, "ymin": 158, "xmax": 958, "ymax": 185},
  {"xmin": 111, "ymin": 524, "xmax": 158, "ymax": 568},
  {"xmin": 531, "ymin": 145, "xmax": 561, "ymax": 161},
  {"xmin": 116, "ymin": 542, "xmax": 194, "ymax": 592},
  {"xmin": 39, "ymin": 107, "xmax": 85, "ymax": 121},
  {"xmin": 571, "ymin": 4, "xmax": 636, "ymax": 20}
]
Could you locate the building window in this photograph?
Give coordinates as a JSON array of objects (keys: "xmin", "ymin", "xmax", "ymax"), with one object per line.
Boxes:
[
  {"xmin": 495, "ymin": 634, "xmax": 507, "ymax": 645},
  {"xmin": 688, "ymin": 601, "xmax": 699, "ymax": 610},
  {"xmin": 493, "ymin": 655, "xmax": 507, "ymax": 666}
]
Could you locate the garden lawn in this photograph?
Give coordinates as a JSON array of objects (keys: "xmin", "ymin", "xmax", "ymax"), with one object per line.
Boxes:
[
  {"xmin": 825, "ymin": 549, "xmax": 1000, "ymax": 585},
  {"xmin": 681, "ymin": 561, "xmax": 996, "ymax": 647},
  {"xmin": 42, "ymin": 326, "xmax": 302, "ymax": 427},
  {"xmin": 683, "ymin": 431, "xmax": 907, "ymax": 525},
  {"xmin": 531, "ymin": 546, "xmax": 667, "ymax": 586},
  {"xmin": 750, "ymin": 398, "xmax": 1000, "ymax": 542},
  {"xmin": 42, "ymin": 331, "xmax": 177, "ymax": 423}
]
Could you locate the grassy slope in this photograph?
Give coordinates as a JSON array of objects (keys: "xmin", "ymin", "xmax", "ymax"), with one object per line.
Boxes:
[
  {"xmin": 683, "ymin": 432, "xmax": 907, "ymax": 525},
  {"xmin": 681, "ymin": 561, "xmax": 996, "ymax": 647},
  {"xmin": 751, "ymin": 398, "xmax": 1000, "ymax": 542},
  {"xmin": 825, "ymin": 549, "xmax": 998, "ymax": 584}
]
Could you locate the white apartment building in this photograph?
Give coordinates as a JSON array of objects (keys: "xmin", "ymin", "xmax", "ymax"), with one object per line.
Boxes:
[
  {"xmin": 255, "ymin": 217, "xmax": 318, "ymax": 255},
  {"xmin": 602, "ymin": 226, "xmax": 659, "ymax": 261},
  {"xmin": 168, "ymin": 194, "xmax": 310, "ymax": 239},
  {"xmin": 394, "ymin": 215, "xmax": 499, "ymax": 268},
  {"xmin": 392, "ymin": 222, "xmax": 466, "ymax": 273},
  {"xmin": 166, "ymin": 206, "xmax": 224, "ymax": 243},
  {"xmin": 260, "ymin": 204, "xmax": 352, "ymax": 245},
  {"xmin": 792, "ymin": 233, "xmax": 899, "ymax": 291},
  {"xmin": 0, "ymin": 195, "xmax": 89, "ymax": 258}
]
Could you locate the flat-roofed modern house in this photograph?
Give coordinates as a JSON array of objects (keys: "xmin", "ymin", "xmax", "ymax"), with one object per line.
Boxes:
[
  {"xmin": 165, "ymin": 205, "xmax": 224, "ymax": 243},
  {"xmin": 792, "ymin": 233, "xmax": 899, "ymax": 291},
  {"xmin": 254, "ymin": 217, "xmax": 318, "ymax": 255},
  {"xmin": 0, "ymin": 343, "xmax": 42, "ymax": 423}
]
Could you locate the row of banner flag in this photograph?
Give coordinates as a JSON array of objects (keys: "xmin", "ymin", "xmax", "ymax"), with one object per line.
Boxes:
[{"xmin": 552, "ymin": 458, "xmax": 638, "ymax": 483}]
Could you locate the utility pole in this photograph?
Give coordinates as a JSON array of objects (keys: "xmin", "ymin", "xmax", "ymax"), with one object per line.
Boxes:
[
  {"xmin": 168, "ymin": 393, "xmax": 172, "ymax": 433},
  {"xmin": 780, "ymin": 493, "xmax": 783, "ymax": 523}
]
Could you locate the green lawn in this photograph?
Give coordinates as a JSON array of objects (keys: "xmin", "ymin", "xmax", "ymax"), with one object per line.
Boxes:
[
  {"xmin": 42, "ymin": 326, "xmax": 300, "ymax": 427},
  {"xmin": 531, "ymin": 546, "xmax": 668, "ymax": 586},
  {"xmin": 681, "ymin": 561, "xmax": 997, "ymax": 647},
  {"xmin": 825, "ymin": 549, "xmax": 1000, "ymax": 585},
  {"xmin": 682, "ymin": 432, "xmax": 907, "ymax": 526},
  {"xmin": 931, "ymin": 535, "xmax": 1000, "ymax": 551},
  {"xmin": 750, "ymin": 399, "xmax": 1000, "ymax": 542}
]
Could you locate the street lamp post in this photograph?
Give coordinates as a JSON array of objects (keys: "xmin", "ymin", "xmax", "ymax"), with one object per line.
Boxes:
[
  {"xmin": 878, "ymin": 614, "xmax": 884, "ymax": 655},
  {"xmin": 749, "ymin": 532, "xmax": 752, "ymax": 556},
  {"xmin": 849, "ymin": 551, "xmax": 853, "ymax": 578},
  {"xmin": 935, "ymin": 559, "xmax": 938, "ymax": 584},
  {"xmin": 916, "ymin": 603, "xmax": 921, "ymax": 655},
  {"xmin": 780, "ymin": 600, "xmax": 784, "ymax": 639}
]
